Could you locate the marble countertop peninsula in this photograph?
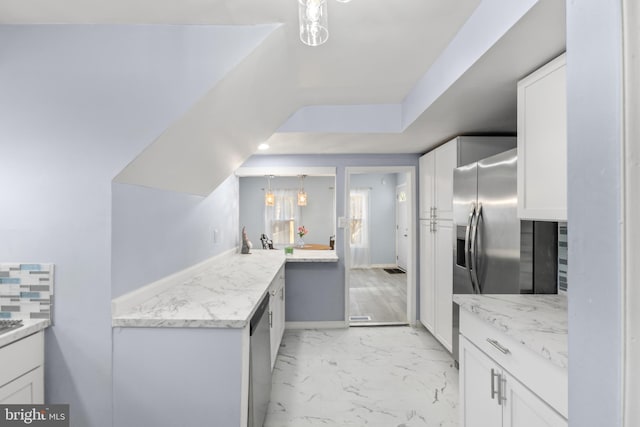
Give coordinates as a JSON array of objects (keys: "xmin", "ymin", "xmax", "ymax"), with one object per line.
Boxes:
[
  {"xmin": 454, "ymin": 294, "xmax": 567, "ymax": 369},
  {"xmin": 284, "ymin": 249, "xmax": 338, "ymax": 262},
  {"xmin": 0, "ymin": 319, "xmax": 50, "ymax": 349},
  {"xmin": 112, "ymin": 249, "xmax": 287, "ymax": 329}
]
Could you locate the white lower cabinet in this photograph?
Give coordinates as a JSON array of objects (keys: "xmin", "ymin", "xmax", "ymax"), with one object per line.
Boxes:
[
  {"xmin": 268, "ymin": 266, "xmax": 285, "ymax": 370},
  {"xmin": 0, "ymin": 366, "xmax": 44, "ymax": 404},
  {"xmin": 0, "ymin": 331, "xmax": 45, "ymax": 404},
  {"xmin": 459, "ymin": 311, "xmax": 567, "ymax": 427},
  {"xmin": 419, "ymin": 219, "xmax": 453, "ymax": 352},
  {"xmin": 419, "ymin": 220, "xmax": 435, "ymax": 332},
  {"xmin": 460, "ymin": 337, "xmax": 566, "ymax": 427}
]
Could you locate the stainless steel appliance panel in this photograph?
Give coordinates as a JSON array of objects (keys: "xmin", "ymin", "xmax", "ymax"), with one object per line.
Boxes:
[
  {"xmin": 452, "ymin": 162, "xmax": 478, "ymax": 295},
  {"xmin": 475, "ymin": 149, "xmax": 520, "ymax": 294},
  {"xmin": 249, "ymin": 294, "xmax": 272, "ymax": 427}
]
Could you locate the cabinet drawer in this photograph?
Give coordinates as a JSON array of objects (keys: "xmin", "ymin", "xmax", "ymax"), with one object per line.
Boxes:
[
  {"xmin": 459, "ymin": 310, "xmax": 567, "ymax": 418},
  {"xmin": 0, "ymin": 332, "xmax": 44, "ymax": 388}
]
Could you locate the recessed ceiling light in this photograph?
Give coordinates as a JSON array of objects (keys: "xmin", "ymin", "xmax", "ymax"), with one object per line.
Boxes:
[{"xmin": 258, "ymin": 143, "xmax": 270, "ymax": 151}]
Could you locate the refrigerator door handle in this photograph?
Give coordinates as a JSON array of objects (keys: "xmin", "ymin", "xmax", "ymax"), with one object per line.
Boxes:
[
  {"xmin": 470, "ymin": 203, "xmax": 482, "ymax": 293},
  {"xmin": 464, "ymin": 203, "xmax": 476, "ymax": 292}
]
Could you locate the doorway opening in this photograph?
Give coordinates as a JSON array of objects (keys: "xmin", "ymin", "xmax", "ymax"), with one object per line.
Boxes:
[{"xmin": 345, "ymin": 167, "xmax": 415, "ymax": 327}]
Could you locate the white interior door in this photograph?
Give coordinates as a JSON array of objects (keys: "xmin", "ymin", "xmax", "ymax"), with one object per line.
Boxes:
[{"xmin": 396, "ymin": 183, "xmax": 409, "ymax": 271}]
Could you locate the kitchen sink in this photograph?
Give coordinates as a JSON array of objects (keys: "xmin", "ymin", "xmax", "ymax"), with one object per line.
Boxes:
[{"xmin": 0, "ymin": 320, "xmax": 23, "ymax": 335}]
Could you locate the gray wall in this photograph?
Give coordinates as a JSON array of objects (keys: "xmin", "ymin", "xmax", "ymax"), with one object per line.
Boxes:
[
  {"xmin": 0, "ymin": 24, "xmax": 254, "ymax": 426},
  {"xmin": 350, "ymin": 173, "xmax": 398, "ymax": 266},
  {"xmin": 567, "ymin": 1, "xmax": 624, "ymax": 425},
  {"xmin": 241, "ymin": 155, "xmax": 419, "ymax": 322},
  {"xmin": 112, "ymin": 177, "xmax": 239, "ymax": 298},
  {"xmin": 239, "ymin": 176, "xmax": 335, "ymax": 246}
]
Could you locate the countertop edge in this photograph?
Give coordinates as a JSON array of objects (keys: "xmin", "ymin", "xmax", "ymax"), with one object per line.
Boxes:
[
  {"xmin": 454, "ymin": 294, "xmax": 568, "ymax": 369},
  {"xmin": 0, "ymin": 319, "xmax": 50, "ymax": 349}
]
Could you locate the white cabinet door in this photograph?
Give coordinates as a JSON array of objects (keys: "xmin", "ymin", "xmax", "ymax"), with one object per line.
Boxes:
[
  {"xmin": 269, "ymin": 266, "xmax": 286, "ymax": 370},
  {"xmin": 419, "ymin": 220, "xmax": 435, "ymax": 332},
  {"xmin": 434, "ymin": 140, "xmax": 457, "ymax": 220},
  {"xmin": 503, "ymin": 372, "xmax": 567, "ymax": 427},
  {"xmin": 0, "ymin": 367, "xmax": 44, "ymax": 404},
  {"xmin": 434, "ymin": 220, "xmax": 453, "ymax": 352},
  {"xmin": 419, "ymin": 151, "xmax": 435, "ymax": 220},
  {"xmin": 517, "ymin": 54, "xmax": 567, "ymax": 221},
  {"xmin": 460, "ymin": 336, "xmax": 503, "ymax": 427}
]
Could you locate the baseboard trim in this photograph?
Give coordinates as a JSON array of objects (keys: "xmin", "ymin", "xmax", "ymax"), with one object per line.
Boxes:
[
  {"xmin": 350, "ymin": 264, "xmax": 398, "ymax": 270},
  {"xmin": 285, "ymin": 321, "xmax": 347, "ymax": 330}
]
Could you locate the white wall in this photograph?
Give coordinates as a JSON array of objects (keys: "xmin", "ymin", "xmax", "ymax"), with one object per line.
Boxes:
[
  {"xmin": 567, "ymin": 1, "xmax": 624, "ymax": 425},
  {"xmin": 0, "ymin": 24, "xmax": 253, "ymax": 426},
  {"xmin": 112, "ymin": 176, "xmax": 239, "ymax": 298}
]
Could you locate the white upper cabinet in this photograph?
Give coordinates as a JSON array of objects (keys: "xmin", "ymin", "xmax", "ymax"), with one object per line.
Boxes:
[
  {"xmin": 420, "ymin": 138, "xmax": 457, "ymax": 220},
  {"xmin": 419, "ymin": 151, "xmax": 435, "ymax": 220},
  {"xmin": 434, "ymin": 141, "xmax": 457, "ymax": 220},
  {"xmin": 517, "ymin": 54, "xmax": 567, "ymax": 221}
]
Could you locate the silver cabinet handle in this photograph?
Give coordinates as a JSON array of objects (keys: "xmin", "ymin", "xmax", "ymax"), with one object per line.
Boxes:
[
  {"xmin": 500, "ymin": 376, "xmax": 507, "ymax": 404},
  {"xmin": 490, "ymin": 369, "xmax": 500, "ymax": 401},
  {"xmin": 433, "ymin": 206, "xmax": 437, "ymax": 218},
  {"xmin": 270, "ymin": 289, "xmax": 277, "ymax": 297},
  {"xmin": 486, "ymin": 338, "xmax": 511, "ymax": 355},
  {"xmin": 269, "ymin": 311, "xmax": 273, "ymax": 328},
  {"xmin": 280, "ymin": 287, "xmax": 284, "ymax": 300}
]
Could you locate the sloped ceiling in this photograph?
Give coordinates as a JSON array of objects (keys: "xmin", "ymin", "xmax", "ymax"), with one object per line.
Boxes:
[{"xmin": 1, "ymin": 0, "xmax": 565, "ymax": 196}]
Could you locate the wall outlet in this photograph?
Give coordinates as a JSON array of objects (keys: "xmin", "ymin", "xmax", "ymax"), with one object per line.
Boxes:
[{"xmin": 213, "ymin": 228, "xmax": 219, "ymax": 244}]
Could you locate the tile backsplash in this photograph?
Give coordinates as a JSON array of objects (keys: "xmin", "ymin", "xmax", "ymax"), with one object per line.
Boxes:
[
  {"xmin": 0, "ymin": 263, "xmax": 54, "ymax": 321},
  {"xmin": 558, "ymin": 223, "xmax": 568, "ymax": 292}
]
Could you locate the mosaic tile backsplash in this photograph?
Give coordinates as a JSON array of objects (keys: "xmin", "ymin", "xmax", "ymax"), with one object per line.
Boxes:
[
  {"xmin": 558, "ymin": 223, "xmax": 568, "ymax": 292},
  {"xmin": 0, "ymin": 263, "xmax": 54, "ymax": 321}
]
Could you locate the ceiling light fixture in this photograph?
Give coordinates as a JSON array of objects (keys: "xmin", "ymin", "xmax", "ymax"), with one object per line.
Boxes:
[
  {"xmin": 265, "ymin": 175, "xmax": 275, "ymax": 207},
  {"xmin": 297, "ymin": 175, "xmax": 308, "ymax": 206},
  {"xmin": 298, "ymin": 0, "xmax": 329, "ymax": 47},
  {"xmin": 258, "ymin": 143, "xmax": 270, "ymax": 151}
]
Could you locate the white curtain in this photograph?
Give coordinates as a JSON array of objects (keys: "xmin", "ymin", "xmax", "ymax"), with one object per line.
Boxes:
[
  {"xmin": 350, "ymin": 188, "xmax": 370, "ymax": 267},
  {"xmin": 265, "ymin": 189, "xmax": 301, "ymax": 246}
]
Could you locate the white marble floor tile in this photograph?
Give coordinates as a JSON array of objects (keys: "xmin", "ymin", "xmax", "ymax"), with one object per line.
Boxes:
[{"xmin": 265, "ymin": 326, "xmax": 459, "ymax": 427}]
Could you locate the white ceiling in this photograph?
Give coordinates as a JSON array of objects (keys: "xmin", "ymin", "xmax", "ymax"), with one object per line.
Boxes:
[{"xmin": 1, "ymin": 0, "xmax": 566, "ymax": 195}]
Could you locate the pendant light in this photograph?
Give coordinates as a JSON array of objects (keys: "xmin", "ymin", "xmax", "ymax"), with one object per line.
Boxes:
[
  {"xmin": 298, "ymin": 175, "xmax": 308, "ymax": 206},
  {"xmin": 298, "ymin": 0, "xmax": 329, "ymax": 47},
  {"xmin": 265, "ymin": 175, "xmax": 275, "ymax": 207}
]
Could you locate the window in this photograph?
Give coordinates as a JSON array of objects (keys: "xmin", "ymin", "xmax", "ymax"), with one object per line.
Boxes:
[
  {"xmin": 350, "ymin": 192, "xmax": 365, "ymax": 245},
  {"xmin": 265, "ymin": 189, "xmax": 299, "ymax": 245}
]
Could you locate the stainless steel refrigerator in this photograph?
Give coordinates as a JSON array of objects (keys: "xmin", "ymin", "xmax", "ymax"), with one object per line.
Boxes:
[{"xmin": 451, "ymin": 148, "xmax": 557, "ymax": 364}]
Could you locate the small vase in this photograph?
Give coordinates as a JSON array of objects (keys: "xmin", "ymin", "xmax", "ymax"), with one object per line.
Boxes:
[{"xmin": 296, "ymin": 237, "xmax": 305, "ymax": 248}]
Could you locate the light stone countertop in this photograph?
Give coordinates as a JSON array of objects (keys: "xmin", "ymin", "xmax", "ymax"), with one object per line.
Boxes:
[
  {"xmin": 454, "ymin": 294, "xmax": 567, "ymax": 369},
  {"xmin": 112, "ymin": 250, "xmax": 287, "ymax": 329},
  {"xmin": 284, "ymin": 249, "xmax": 338, "ymax": 262},
  {"xmin": 0, "ymin": 319, "xmax": 50, "ymax": 349}
]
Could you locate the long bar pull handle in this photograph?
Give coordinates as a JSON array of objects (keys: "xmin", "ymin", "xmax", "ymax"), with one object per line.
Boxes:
[
  {"xmin": 490, "ymin": 369, "xmax": 500, "ymax": 401},
  {"xmin": 486, "ymin": 338, "xmax": 511, "ymax": 355},
  {"xmin": 470, "ymin": 203, "xmax": 482, "ymax": 293},
  {"xmin": 464, "ymin": 204, "xmax": 476, "ymax": 292},
  {"xmin": 269, "ymin": 311, "xmax": 273, "ymax": 328},
  {"xmin": 500, "ymin": 376, "xmax": 507, "ymax": 405}
]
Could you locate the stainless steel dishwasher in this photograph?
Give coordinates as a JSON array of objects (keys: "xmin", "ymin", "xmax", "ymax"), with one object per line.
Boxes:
[{"xmin": 248, "ymin": 294, "xmax": 272, "ymax": 427}]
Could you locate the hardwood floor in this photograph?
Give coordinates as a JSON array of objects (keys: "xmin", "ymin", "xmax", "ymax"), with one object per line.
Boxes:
[{"xmin": 349, "ymin": 268, "xmax": 407, "ymax": 324}]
